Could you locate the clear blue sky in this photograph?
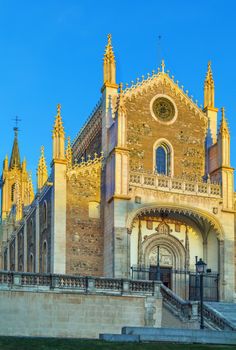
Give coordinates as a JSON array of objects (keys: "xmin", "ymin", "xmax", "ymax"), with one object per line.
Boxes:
[{"xmin": 0, "ymin": 0, "xmax": 236, "ymax": 189}]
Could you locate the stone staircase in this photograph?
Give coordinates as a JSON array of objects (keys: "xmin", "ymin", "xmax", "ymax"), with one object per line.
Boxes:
[
  {"xmin": 203, "ymin": 302, "xmax": 236, "ymax": 330},
  {"xmin": 160, "ymin": 284, "xmax": 236, "ymax": 331}
]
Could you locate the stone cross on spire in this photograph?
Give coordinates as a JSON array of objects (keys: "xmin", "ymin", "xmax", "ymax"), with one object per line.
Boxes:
[{"xmin": 161, "ymin": 59, "xmax": 165, "ymax": 73}]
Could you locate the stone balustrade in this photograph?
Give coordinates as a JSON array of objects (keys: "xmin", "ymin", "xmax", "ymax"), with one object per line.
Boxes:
[
  {"xmin": 160, "ymin": 283, "xmax": 198, "ymax": 322},
  {"xmin": 202, "ymin": 303, "xmax": 236, "ymax": 331},
  {"xmin": 130, "ymin": 171, "xmax": 221, "ymax": 197},
  {"xmin": 0, "ymin": 270, "xmax": 160, "ymax": 297}
]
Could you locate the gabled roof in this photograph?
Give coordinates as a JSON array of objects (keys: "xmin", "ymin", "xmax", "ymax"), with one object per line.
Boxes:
[{"xmin": 122, "ymin": 62, "xmax": 207, "ymax": 122}]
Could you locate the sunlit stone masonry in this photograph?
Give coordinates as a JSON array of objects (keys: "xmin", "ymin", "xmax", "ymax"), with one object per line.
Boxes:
[{"xmin": 0, "ymin": 35, "xmax": 235, "ymax": 303}]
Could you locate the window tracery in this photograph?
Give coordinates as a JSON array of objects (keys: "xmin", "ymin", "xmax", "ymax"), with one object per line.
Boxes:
[{"xmin": 155, "ymin": 143, "xmax": 171, "ymax": 175}]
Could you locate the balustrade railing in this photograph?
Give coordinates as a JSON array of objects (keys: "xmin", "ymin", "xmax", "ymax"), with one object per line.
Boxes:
[
  {"xmin": 129, "ymin": 280, "xmax": 154, "ymax": 294},
  {"xmin": 202, "ymin": 303, "xmax": 236, "ymax": 331},
  {"xmin": 130, "ymin": 172, "xmax": 221, "ymax": 197},
  {"xmin": 0, "ymin": 271, "xmax": 160, "ymax": 297},
  {"xmin": 0, "ymin": 271, "xmax": 12, "ymax": 284},
  {"xmin": 160, "ymin": 284, "xmax": 198, "ymax": 321}
]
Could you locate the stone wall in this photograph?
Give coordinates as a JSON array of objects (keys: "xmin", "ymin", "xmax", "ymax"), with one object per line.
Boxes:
[
  {"xmin": 125, "ymin": 83, "xmax": 207, "ymax": 180},
  {"xmin": 0, "ymin": 278, "xmax": 162, "ymax": 338},
  {"xmin": 66, "ymin": 160, "xmax": 103, "ymax": 276}
]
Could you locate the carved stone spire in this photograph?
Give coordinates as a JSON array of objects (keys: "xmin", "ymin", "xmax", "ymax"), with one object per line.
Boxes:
[
  {"xmin": 3, "ymin": 155, "xmax": 8, "ymax": 171},
  {"xmin": 9, "ymin": 128, "xmax": 21, "ymax": 170},
  {"xmin": 52, "ymin": 104, "xmax": 65, "ymax": 160},
  {"xmin": 204, "ymin": 61, "xmax": 215, "ymax": 109},
  {"xmin": 219, "ymin": 107, "xmax": 229, "ymax": 136},
  {"xmin": 65, "ymin": 137, "xmax": 72, "ymax": 169},
  {"xmin": 23, "ymin": 172, "xmax": 34, "ymax": 206},
  {"xmin": 103, "ymin": 34, "xmax": 116, "ymax": 86},
  {"xmin": 37, "ymin": 146, "xmax": 48, "ymax": 191}
]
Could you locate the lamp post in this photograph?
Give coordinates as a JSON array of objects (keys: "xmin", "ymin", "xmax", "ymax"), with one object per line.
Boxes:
[
  {"xmin": 196, "ymin": 258, "xmax": 207, "ymax": 329},
  {"xmin": 156, "ymin": 245, "xmax": 160, "ymax": 281}
]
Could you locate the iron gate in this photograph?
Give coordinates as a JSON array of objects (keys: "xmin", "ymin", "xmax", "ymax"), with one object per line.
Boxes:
[
  {"xmin": 131, "ymin": 265, "xmax": 219, "ymax": 302},
  {"xmin": 189, "ymin": 273, "xmax": 219, "ymax": 301}
]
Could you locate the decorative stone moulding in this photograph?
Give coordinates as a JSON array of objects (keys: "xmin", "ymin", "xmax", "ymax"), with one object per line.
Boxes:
[{"xmin": 150, "ymin": 94, "xmax": 178, "ymax": 125}]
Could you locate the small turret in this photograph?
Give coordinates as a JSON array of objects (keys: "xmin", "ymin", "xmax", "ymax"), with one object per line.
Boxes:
[
  {"xmin": 218, "ymin": 107, "xmax": 230, "ymax": 167},
  {"xmin": 22, "ymin": 158, "xmax": 26, "ymax": 172},
  {"xmin": 52, "ymin": 104, "xmax": 65, "ymax": 160},
  {"xmin": 203, "ymin": 62, "xmax": 218, "ymax": 144},
  {"xmin": 204, "ymin": 61, "xmax": 215, "ymax": 109},
  {"xmin": 102, "ymin": 34, "xmax": 117, "ymax": 89},
  {"xmin": 37, "ymin": 146, "xmax": 48, "ymax": 191},
  {"xmin": 3, "ymin": 155, "xmax": 8, "ymax": 172}
]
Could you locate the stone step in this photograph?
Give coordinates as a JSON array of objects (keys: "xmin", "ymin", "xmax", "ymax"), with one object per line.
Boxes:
[
  {"xmin": 100, "ymin": 334, "xmax": 139, "ymax": 342},
  {"xmin": 100, "ymin": 327, "xmax": 236, "ymax": 345}
]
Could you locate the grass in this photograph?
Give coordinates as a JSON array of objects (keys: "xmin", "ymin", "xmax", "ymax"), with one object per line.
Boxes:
[{"xmin": 0, "ymin": 337, "xmax": 235, "ymax": 350}]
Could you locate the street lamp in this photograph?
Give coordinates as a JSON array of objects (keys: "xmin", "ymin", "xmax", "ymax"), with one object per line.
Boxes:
[
  {"xmin": 196, "ymin": 258, "xmax": 207, "ymax": 329},
  {"xmin": 156, "ymin": 245, "xmax": 160, "ymax": 281}
]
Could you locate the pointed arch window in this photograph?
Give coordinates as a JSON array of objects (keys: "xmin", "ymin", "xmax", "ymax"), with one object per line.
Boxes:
[{"xmin": 155, "ymin": 143, "xmax": 171, "ymax": 175}]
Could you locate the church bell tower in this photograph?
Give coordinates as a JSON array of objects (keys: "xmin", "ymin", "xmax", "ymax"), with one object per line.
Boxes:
[{"xmin": 1, "ymin": 127, "xmax": 34, "ymax": 221}]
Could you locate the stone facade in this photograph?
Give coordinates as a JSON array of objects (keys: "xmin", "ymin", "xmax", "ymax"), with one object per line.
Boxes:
[
  {"xmin": 126, "ymin": 85, "xmax": 206, "ymax": 180},
  {"xmin": 0, "ymin": 35, "xmax": 235, "ymax": 304},
  {"xmin": 66, "ymin": 159, "xmax": 103, "ymax": 275}
]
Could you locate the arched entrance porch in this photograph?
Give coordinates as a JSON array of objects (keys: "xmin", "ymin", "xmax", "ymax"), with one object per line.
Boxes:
[{"xmin": 127, "ymin": 204, "xmax": 224, "ymax": 300}]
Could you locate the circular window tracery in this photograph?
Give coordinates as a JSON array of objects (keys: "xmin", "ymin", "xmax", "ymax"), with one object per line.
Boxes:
[
  {"xmin": 153, "ymin": 97, "xmax": 175, "ymax": 121},
  {"xmin": 150, "ymin": 94, "xmax": 177, "ymax": 125}
]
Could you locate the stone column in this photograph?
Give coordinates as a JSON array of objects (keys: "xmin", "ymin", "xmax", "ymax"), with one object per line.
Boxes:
[
  {"xmin": 203, "ymin": 237, "xmax": 208, "ymax": 263},
  {"xmin": 35, "ymin": 196, "xmax": 40, "ymax": 272},
  {"xmin": 51, "ymin": 160, "xmax": 67, "ymax": 274},
  {"xmin": 7, "ymin": 241, "xmax": 10, "ymax": 270},
  {"xmin": 23, "ymin": 219, "xmax": 27, "ymax": 272},
  {"xmin": 218, "ymin": 239, "xmax": 224, "ymax": 301},
  {"xmin": 15, "ymin": 233, "xmax": 18, "ymax": 271}
]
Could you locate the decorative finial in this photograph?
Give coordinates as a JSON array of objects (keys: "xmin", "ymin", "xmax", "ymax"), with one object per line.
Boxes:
[
  {"xmin": 204, "ymin": 61, "xmax": 215, "ymax": 109},
  {"xmin": 107, "ymin": 33, "xmax": 112, "ymax": 45},
  {"xmin": 41, "ymin": 145, "xmax": 44, "ymax": 155},
  {"xmin": 161, "ymin": 59, "xmax": 165, "ymax": 73},
  {"xmin": 57, "ymin": 104, "xmax": 61, "ymax": 116},
  {"xmin": 221, "ymin": 107, "xmax": 225, "ymax": 118},
  {"xmin": 119, "ymin": 82, "xmax": 123, "ymax": 93}
]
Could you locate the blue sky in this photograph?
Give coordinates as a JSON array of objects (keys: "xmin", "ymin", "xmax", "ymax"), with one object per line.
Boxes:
[{"xmin": 0, "ymin": 0, "xmax": 236, "ymax": 189}]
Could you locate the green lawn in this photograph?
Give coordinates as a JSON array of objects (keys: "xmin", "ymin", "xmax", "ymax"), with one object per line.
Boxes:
[{"xmin": 0, "ymin": 337, "xmax": 235, "ymax": 350}]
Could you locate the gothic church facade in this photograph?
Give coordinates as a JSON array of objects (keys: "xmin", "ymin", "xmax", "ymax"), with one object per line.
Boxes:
[{"xmin": 0, "ymin": 35, "xmax": 235, "ymax": 302}]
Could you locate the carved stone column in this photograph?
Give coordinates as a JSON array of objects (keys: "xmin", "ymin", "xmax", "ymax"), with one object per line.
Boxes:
[
  {"xmin": 137, "ymin": 219, "xmax": 142, "ymax": 266},
  {"xmin": 203, "ymin": 237, "xmax": 208, "ymax": 263},
  {"xmin": 218, "ymin": 239, "xmax": 225, "ymax": 301}
]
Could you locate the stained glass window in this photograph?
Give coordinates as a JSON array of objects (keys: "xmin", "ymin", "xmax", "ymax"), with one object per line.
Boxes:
[{"xmin": 156, "ymin": 143, "xmax": 170, "ymax": 175}]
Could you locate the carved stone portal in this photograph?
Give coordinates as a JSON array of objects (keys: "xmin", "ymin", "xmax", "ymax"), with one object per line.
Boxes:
[{"xmin": 149, "ymin": 246, "xmax": 173, "ymax": 266}]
